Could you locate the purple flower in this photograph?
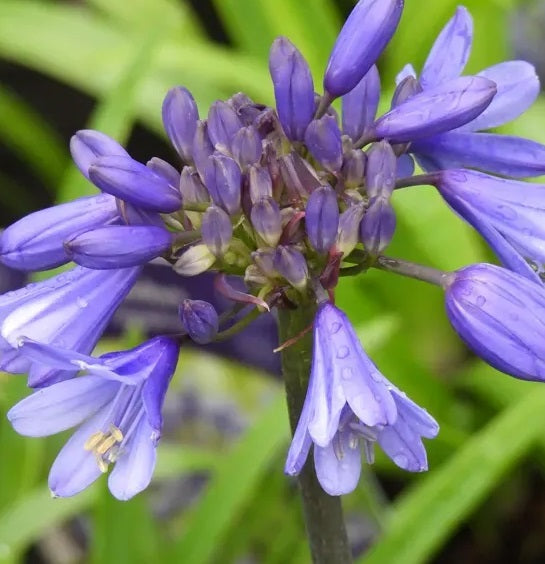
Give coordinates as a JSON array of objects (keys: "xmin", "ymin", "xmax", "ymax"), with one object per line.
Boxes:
[
  {"xmin": 0, "ymin": 266, "xmax": 140, "ymax": 387},
  {"xmin": 269, "ymin": 37, "xmax": 314, "ymax": 142},
  {"xmin": 445, "ymin": 263, "xmax": 545, "ymax": 381},
  {"xmin": 285, "ymin": 302, "xmax": 438, "ymax": 495},
  {"xmin": 7, "ymin": 336, "xmax": 179, "ymax": 499},
  {"xmin": 179, "ymin": 299, "xmax": 219, "ymax": 344},
  {"xmin": 0, "ymin": 194, "xmax": 119, "ymax": 271},
  {"xmin": 402, "ymin": 7, "xmax": 545, "ymax": 177},
  {"xmin": 162, "ymin": 86, "xmax": 199, "ymax": 163},
  {"xmin": 435, "ymin": 169, "xmax": 545, "ymax": 283},
  {"xmin": 324, "ymin": 0, "xmax": 403, "ymax": 98}
]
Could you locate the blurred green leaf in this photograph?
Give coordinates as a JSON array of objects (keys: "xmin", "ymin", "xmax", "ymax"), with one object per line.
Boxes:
[
  {"xmin": 359, "ymin": 388, "xmax": 545, "ymax": 564},
  {"xmin": 170, "ymin": 393, "xmax": 288, "ymax": 564}
]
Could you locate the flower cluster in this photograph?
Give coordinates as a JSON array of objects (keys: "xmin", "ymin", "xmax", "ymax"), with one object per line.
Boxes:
[{"xmin": 1, "ymin": 0, "xmax": 545, "ymax": 498}]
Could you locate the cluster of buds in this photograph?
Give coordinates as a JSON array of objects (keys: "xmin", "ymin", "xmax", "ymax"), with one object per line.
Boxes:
[{"xmin": 2, "ymin": 0, "xmax": 545, "ymax": 498}]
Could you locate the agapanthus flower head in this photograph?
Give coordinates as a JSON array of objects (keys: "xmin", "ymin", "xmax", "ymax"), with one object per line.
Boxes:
[
  {"xmin": 445, "ymin": 263, "xmax": 545, "ymax": 382},
  {"xmin": 285, "ymin": 302, "xmax": 438, "ymax": 495},
  {"xmin": 8, "ymin": 336, "xmax": 179, "ymax": 500}
]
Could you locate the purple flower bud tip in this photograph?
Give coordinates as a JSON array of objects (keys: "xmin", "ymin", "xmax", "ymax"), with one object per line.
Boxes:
[
  {"xmin": 304, "ymin": 116, "xmax": 343, "ymax": 172},
  {"xmin": 273, "ymin": 245, "xmax": 309, "ymax": 290},
  {"xmin": 201, "ymin": 206, "xmax": 233, "ymax": 257},
  {"xmin": 70, "ymin": 130, "xmax": 129, "ymax": 180},
  {"xmin": 203, "ymin": 154, "xmax": 242, "ymax": 216},
  {"xmin": 445, "ymin": 263, "xmax": 545, "ymax": 382},
  {"xmin": 365, "ymin": 141, "xmax": 397, "ymax": 197},
  {"xmin": 89, "ymin": 155, "xmax": 182, "ymax": 213},
  {"xmin": 162, "ymin": 86, "xmax": 199, "ymax": 163},
  {"xmin": 251, "ymin": 197, "xmax": 282, "ymax": 247},
  {"xmin": 305, "ymin": 185, "xmax": 340, "ymax": 254},
  {"xmin": 324, "ymin": 0, "xmax": 404, "ymax": 98},
  {"xmin": 207, "ymin": 100, "xmax": 243, "ymax": 154},
  {"xmin": 360, "ymin": 197, "xmax": 396, "ymax": 255},
  {"xmin": 179, "ymin": 299, "xmax": 219, "ymax": 344},
  {"xmin": 269, "ymin": 37, "xmax": 314, "ymax": 141},
  {"xmin": 232, "ymin": 125, "xmax": 262, "ymax": 169}
]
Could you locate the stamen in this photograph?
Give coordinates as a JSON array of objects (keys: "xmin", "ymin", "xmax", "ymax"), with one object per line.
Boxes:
[
  {"xmin": 84, "ymin": 431, "xmax": 105, "ymax": 451},
  {"xmin": 363, "ymin": 440, "xmax": 375, "ymax": 464},
  {"xmin": 333, "ymin": 434, "xmax": 344, "ymax": 461}
]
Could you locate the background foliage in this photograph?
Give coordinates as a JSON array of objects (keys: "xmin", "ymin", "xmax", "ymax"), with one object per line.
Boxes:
[{"xmin": 0, "ymin": 0, "xmax": 544, "ymax": 562}]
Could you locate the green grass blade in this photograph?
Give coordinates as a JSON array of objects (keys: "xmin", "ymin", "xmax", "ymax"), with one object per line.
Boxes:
[{"xmin": 358, "ymin": 388, "xmax": 545, "ymax": 564}]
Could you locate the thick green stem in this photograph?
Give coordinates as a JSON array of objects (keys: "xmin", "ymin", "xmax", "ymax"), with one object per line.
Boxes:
[{"xmin": 278, "ymin": 304, "xmax": 353, "ymax": 564}]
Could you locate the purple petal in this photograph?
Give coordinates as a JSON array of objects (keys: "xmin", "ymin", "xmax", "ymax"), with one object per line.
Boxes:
[
  {"xmin": 420, "ymin": 7, "xmax": 473, "ymax": 89},
  {"xmin": 285, "ymin": 391, "xmax": 314, "ymax": 475},
  {"xmin": 412, "ymin": 131, "xmax": 545, "ymax": 177},
  {"xmin": 390, "ymin": 388, "xmax": 439, "ymax": 439},
  {"xmin": 314, "ymin": 432, "xmax": 362, "ymax": 495},
  {"xmin": 395, "ymin": 63, "xmax": 416, "ymax": 85},
  {"xmin": 458, "ymin": 61, "xmax": 539, "ymax": 131},
  {"xmin": 7, "ymin": 375, "xmax": 118, "ymax": 436},
  {"xmin": 305, "ymin": 185, "xmax": 340, "ymax": 254},
  {"xmin": 396, "ymin": 154, "xmax": 414, "ymax": 178},
  {"xmin": 378, "ymin": 422, "xmax": 428, "ymax": 472},
  {"xmin": 304, "ymin": 116, "xmax": 343, "ymax": 172},
  {"xmin": 108, "ymin": 417, "xmax": 157, "ymax": 500},
  {"xmin": 161, "ymin": 87, "xmax": 199, "ymax": 162}
]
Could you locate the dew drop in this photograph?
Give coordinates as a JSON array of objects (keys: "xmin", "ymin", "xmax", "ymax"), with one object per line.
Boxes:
[
  {"xmin": 77, "ymin": 297, "xmax": 89, "ymax": 309},
  {"xmin": 329, "ymin": 322, "xmax": 342, "ymax": 335},
  {"xmin": 475, "ymin": 295, "xmax": 486, "ymax": 307},
  {"xmin": 393, "ymin": 453, "xmax": 409, "ymax": 468},
  {"xmin": 337, "ymin": 346, "xmax": 350, "ymax": 359},
  {"xmin": 341, "ymin": 367, "xmax": 353, "ymax": 380}
]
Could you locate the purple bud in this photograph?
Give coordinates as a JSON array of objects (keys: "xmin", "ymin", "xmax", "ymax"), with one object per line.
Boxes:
[
  {"xmin": 305, "ymin": 185, "xmax": 340, "ymax": 253},
  {"xmin": 179, "ymin": 299, "xmax": 219, "ymax": 344},
  {"xmin": 280, "ymin": 151, "xmax": 321, "ymax": 199},
  {"xmin": 273, "ymin": 245, "xmax": 308, "ymax": 290},
  {"xmin": 360, "ymin": 197, "xmax": 396, "ymax": 254},
  {"xmin": 342, "ymin": 65, "xmax": 381, "ymax": 141},
  {"xmin": 208, "ymin": 101, "xmax": 243, "ymax": 154},
  {"xmin": 89, "ymin": 155, "xmax": 182, "ymax": 213},
  {"xmin": 304, "ymin": 116, "xmax": 343, "ymax": 172},
  {"xmin": 179, "ymin": 166, "xmax": 209, "ymax": 204},
  {"xmin": 116, "ymin": 201, "xmax": 163, "ymax": 228},
  {"xmin": 373, "ymin": 76, "xmax": 497, "ymax": 143},
  {"xmin": 65, "ymin": 225, "xmax": 172, "ymax": 269},
  {"xmin": 251, "ymin": 197, "xmax": 282, "ymax": 247},
  {"xmin": 341, "ymin": 149, "xmax": 367, "ymax": 188},
  {"xmin": 232, "ymin": 125, "xmax": 262, "ymax": 169},
  {"xmin": 248, "ymin": 165, "xmax": 273, "ymax": 204},
  {"xmin": 269, "ymin": 37, "xmax": 314, "ymax": 141},
  {"xmin": 336, "ymin": 202, "xmax": 365, "ymax": 256},
  {"xmin": 70, "ymin": 130, "xmax": 129, "ymax": 180},
  {"xmin": 174, "ymin": 244, "xmax": 216, "ymax": 276},
  {"xmin": 445, "ymin": 263, "xmax": 545, "ymax": 381},
  {"xmin": 0, "ymin": 194, "xmax": 119, "ymax": 271},
  {"xmin": 391, "ymin": 75, "xmax": 422, "ymax": 108},
  {"xmin": 162, "ymin": 86, "xmax": 199, "ymax": 162},
  {"xmin": 252, "ymin": 249, "xmax": 277, "ymax": 278},
  {"xmin": 146, "ymin": 157, "xmax": 180, "ymax": 187},
  {"xmin": 227, "ymin": 92, "xmax": 254, "ymax": 111},
  {"xmin": 192, "ymin": 120, "xmax": 215, "ymax": 179},
  {"xmin": 203, "ymin": 154, "xmax": 242, "ymax": 215},
  {"xmin": 201, "ymin": 206, "xmax": 233, "ymax": 257},
  {"xmin": 324, "ymin": 0, "xmax": 404, "ymax": 98},
  {"xmin": 365, "ymin": 141, "xmax": 397, "ymax": 197}
]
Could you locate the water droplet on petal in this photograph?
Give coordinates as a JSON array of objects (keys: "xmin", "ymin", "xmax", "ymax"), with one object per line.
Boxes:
[
  {"xmin": 337, "ymin": 345, "xmax": 350, "ymax": 359},
  {"xmin": 393, "ymin": 453, "xmax": 409, "ymax": 468},
  {"xmin": 341, "ymin": 367, "xmax": 353, "ymax": 380},
  {"xmin": 476, "ymin": 295, "xmax": 486, "ymax": 307},
  {"xmin": 77, "ymin": 297, "xmax": 89, "ymax": 309},
  {"xmin": 329, "ymin": 322, "xmax": 342, "ymax": 335}
]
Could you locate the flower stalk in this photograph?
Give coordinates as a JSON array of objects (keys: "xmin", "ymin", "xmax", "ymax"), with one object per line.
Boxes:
[{"xmin": 277, "ymin": 303, "xmax": 352, "ymax": 564}]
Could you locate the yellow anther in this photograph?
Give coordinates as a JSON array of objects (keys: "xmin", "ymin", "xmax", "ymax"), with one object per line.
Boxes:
[
  {"xmin": 109, "ymin": 425, "xmax": 123, "ymax": 442},
  {"xmin": 96, "ymin": 435, "xmax": 118, "ymax": 455},
  {"xmin": 96, "ymin": 455, "xmax": 109, "ymax": 474},
  {"xmin": 84, "ymin": 431, "xmax": 105, "ymax": 451}
]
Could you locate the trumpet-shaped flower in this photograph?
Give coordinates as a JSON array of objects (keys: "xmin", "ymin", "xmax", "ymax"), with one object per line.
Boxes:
[
  {"xmin": 8, "ymin": 336, "xmax": 179, "ymax": 500},
  {"xmin": 285, "ymin": 302, "xmax": 438, "ymax": 495}
]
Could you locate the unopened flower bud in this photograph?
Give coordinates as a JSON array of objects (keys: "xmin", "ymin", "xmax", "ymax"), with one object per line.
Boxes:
[
  {"xmin": 162, "ymin": 86, "xmax": 199, "ymax": 163},
  {"xmin": 70, "ymin": 130, "xmax": 129, "ymax": 180},
  {"xmin": 179, "ymin": 166, "xmax": 209, "ymax": 204},
  {"xmin": 341, "ymin": 149, "xmax": 367, "ymax": 189},
  {"xmin": 342, "ymin": 65, "xmax": 380, "ymax": 141},
  {"xmin": 304, "ymin": 116, "xmax": 343, "ymax": 172},
  {"xmin": 251, "ymin": 197, "xmax": 282, "ymax": 247},
  {"xmin": 192, "ymin": 120, "xmax": 215, "ymax": 178},
  {"xmin": 269, "ymin": 37, "xmax": 314, "ymax": 141},
  {"xmin": 280, "ymin": 151, "xmax": 321, "ymax": 199},
  {"xmin": 252, "ymin": 249, "xmax": 277, "ymax": 278},
  {"xmin": 65, "ymin": 225, "xmax": 172, "ymax": 269},
  {"xmin": 208, "ymin": 101, "xmax": 243, "ymax": 155},
  {"xmin": 248, "ymin": 165, "xmax": 273, "ymax": 204},
  {"xmin": 336, "ymin": 202, "xmax": 365, "ymax": 256},
  {"xmin": 305, "ymin": 185, "xmax": 339, "ymax": 253},
  {"xmin": 146, "ymin": 157, "xmax": 180, "ymax": 187},
  {"xmin": 201, "ymin": 206, "xmax": 233, "ymax": 257},
  {"xmin": 89, "ymin": 156, "xmax": 181, "ymax": 213},
  {"xmin": 273, "ymin": 245, "xmax": 308, "ymax": 290},
  {"xmin": 232, "ymin": 125, "xmax": 262, "ymax": 169},
  {"xmin": 204, "ymin": 154, "xmax": 242, "ymax": 215},
  {"xmin": 174, "ymin": 244, "xmax": 216, "ymax": 276},
  {"xmin": 179, "ymin": 299, "xmax": 219, "ymax": 344},
  {"xmin": 391, "ymin": 75, "xmax": 422, "ymax": 108},
  {"xmin": 359, "ymin": 197, "xmax": 396, "ymax": 255},
  {"xmin": 365, "ymin": 141, "xmax": 397, "ymax": 198},
  {"xmin": 324, "ymin": 0, "xmax": 403, "ymax": 98}
]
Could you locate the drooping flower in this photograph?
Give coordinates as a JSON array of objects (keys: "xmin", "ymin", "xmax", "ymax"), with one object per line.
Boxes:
[
  {"xmin": 0, "ymin": 266, "xmax": 140, "ymax": 387},
  {"xmin": 285, "ymin": 302, "xmax": 438, "ymax": 495},
  {"xmin": 400, "ymin": 6, "xmax": 545, "ymax": 177},
  {"xmin": 8, "ymin": 336, "xmax": 179, "ymax": 500},
  {"xmin": 444, "ymin": 263, "xmax": 545, "ymax": 381}
]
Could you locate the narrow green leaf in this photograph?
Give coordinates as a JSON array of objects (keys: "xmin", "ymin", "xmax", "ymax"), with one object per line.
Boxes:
[
  {"xmin": 170, "ymin": 393, "xmax": 289, "ymax": 564},
  {"xmin": 359, "ymin": 388, "xmax": 545, "ymax": 564}
]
